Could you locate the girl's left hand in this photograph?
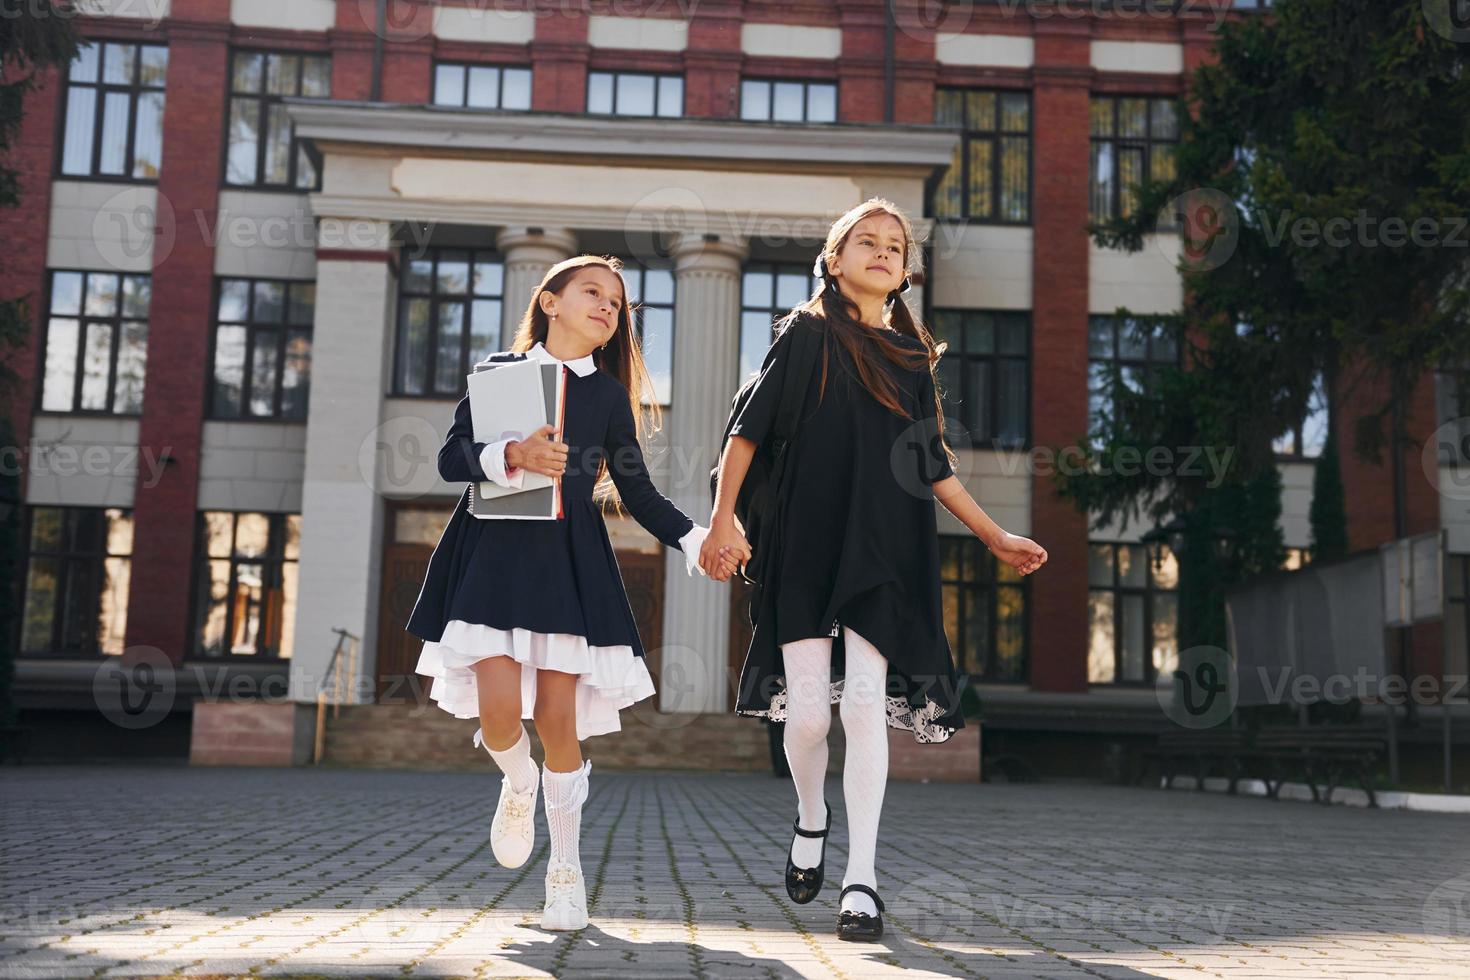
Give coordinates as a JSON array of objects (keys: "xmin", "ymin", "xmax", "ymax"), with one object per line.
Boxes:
[{"xmin": 990, "ymin": 532, "xmax": 1047, "ymax": 576}]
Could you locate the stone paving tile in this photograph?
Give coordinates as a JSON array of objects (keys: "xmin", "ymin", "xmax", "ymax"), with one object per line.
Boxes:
[{"xmin": 1, "ymin": 764, "xmax": 1467, "ymax": 978}]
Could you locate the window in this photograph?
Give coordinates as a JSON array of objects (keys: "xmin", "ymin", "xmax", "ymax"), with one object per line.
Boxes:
[
  {"xmin": 740, "ymin": 79, "xmax": 836, "ymax": 123},
  {"xmin": 1089, "ymin": 96, "xmax": 1179, "ymax": 223},
  {"xmin": 1446, "ymin": 555, "xmax": 1469, "ymax": 685},
  {"xmin": 1272, "ymin": 371, "xmax": 1328, "ymax": 460},
  {"xmin": 587, "ymin": 71, "xmax": 682, "ymax": 118},
  {"xmin": 210, "ymin": 278, "xmax": 314, "ymax": 420},
  {"xmin": 933, "ymin": 89, "xmax": 1030, "ymax": 223},
  {"xmin": 1233, "ymin": 0, "xmax": 1272, "ymax": 8},
  {"xmin": 739, "ymin": 263, "xmax": 817, "ymax": 381},
  {"xmin": 1434, "ymin": 366, "xmax": 1470, "ymax": 468},
  {"xmin": 58, "ymin": 41, "xmax": 167, "ymax": 180},
  {"xmin": 1087, "ymin": 314, "xmax": 1180, "ymax": 438},
  {"xmin": 1088, "ymin": 541, "xmax": 1178, "ymax": 684},
  {"xmin": 432, "ymin": 62, "xmax": 531, "ymax": 110},
  {"xmin": 940, "ymin": 536, "xmax": 1027, "ymax": 682},
  {"xmin": 619, "ymin": 261, "xmax": 676, "ymax": 406},
  {"xmin": 394, "ymin": 248, "xmax": 504, "ymax": 397},
  {"xmin": 930, "ymin": 310, "xmax": 1029, "ymax": 449},
  {"xmin": 1283, "ymin": 547, "xmax": 1311, "ymax": 570},
  {"xmin": 224, "ymin": 50, "xmax": 330, "ymax": 189},
  {"xmin": 21, "ymin": 507, "xmax": 132, "ymax": 657},
  {"xmin": 192, "ymin": 511, "xmax": 301, "ymax": 659},
  {"xmin": 39, "ymin": 270, "xmax": 149, "ymax": 414}
]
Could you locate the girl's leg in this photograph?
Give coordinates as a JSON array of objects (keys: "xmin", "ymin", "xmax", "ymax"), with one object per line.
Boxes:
[
  {"xmin": 838, "ymin": 626, "xmax": 890, "ymax": 917},
  {"xmin": 781, "ymin": 636, "xmax": 834, "ymax": 868},
  {"xmin": 471, "ymin": 655, "xmax": 537, "ymax": 794},
  {"xmin": 534, "ymin": 669, "xmax": 591, "ymax": 930}
]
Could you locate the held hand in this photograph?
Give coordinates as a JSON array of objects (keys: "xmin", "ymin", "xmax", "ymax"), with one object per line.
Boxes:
[
  {"xmin": 701, "ymin": 517, "xmax": 752, "ymax": 582},
  {"xmin": 505, "ymin": 425, "xmax": 568, "ymax": 478},
  {"xmin": 989, "ymin": 531, "xmax": 1047, "ymax": 576}
]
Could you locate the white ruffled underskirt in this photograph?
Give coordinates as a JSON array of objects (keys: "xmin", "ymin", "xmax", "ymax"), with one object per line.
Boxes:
[{"xmin": 414, "ymin": 619, "xmax": 656, "ymax": 740}]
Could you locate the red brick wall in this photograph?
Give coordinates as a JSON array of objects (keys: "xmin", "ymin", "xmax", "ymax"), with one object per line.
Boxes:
[
  {"xmin": 0, "ymin": 62, "xmax": 60, "ymax": 501},
  {"xmin": 1027, "ymin": 21, "xmax": 1093, "ymax": 694},
  {"xmin": 122, "ymin": 15, "xmax": 230, "ymax": 665},
  {"xmin": 530, "ymin": 0, "xmax": 589, "ymax": 113}
]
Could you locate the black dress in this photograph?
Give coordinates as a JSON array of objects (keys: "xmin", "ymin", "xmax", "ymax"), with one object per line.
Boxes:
[
  {"xmin": 405, "ymin": 351, "xmax": 697, "ymax": 740},
  {"xmin": 730, "ymin": 313, "xmax": 968, "ymax": 743}
]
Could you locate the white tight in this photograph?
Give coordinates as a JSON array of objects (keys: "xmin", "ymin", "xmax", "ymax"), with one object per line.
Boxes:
[{"xmin": 781, "ymin": 625, "xmax": 889, "ymax": 914}]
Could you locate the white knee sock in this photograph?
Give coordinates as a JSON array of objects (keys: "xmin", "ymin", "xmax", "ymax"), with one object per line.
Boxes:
[
  {"xmin": 839, "ymin": 627, "xmax": 890, "ymax": 917},
  {"xmin": 781, "ymin": 637, "xmax": 834, "ymax": 869},
  {"xmin": 542, "ymin": 759, "xmax": 592, "ymax": 870},
  {"xmin": 475, "ymin": 724, "xmax": 538, "ymax": 795}
]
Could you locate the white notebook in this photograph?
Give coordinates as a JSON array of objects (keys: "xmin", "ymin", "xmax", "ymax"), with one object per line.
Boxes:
[{"xmin": 465, "ymin": 358, "xmax": 567, "ymax": 520}]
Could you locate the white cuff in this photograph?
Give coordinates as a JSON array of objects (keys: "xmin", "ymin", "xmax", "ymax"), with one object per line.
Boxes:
[
  {"xmin": 479, "ymin": 438, "xmax": 525, "ymax": 490},
  {"xmin": 679, "ymin": 524, "xmax": 709, "ymax": 577}
]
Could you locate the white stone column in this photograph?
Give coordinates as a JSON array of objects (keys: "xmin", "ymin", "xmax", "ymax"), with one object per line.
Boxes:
[
  {"xmin": 495, "ymin": 227, "xmax": 578, "ymax": 349},
  {"xmin": 658, "ymin": 232, "xmax": 748, "ymax": 714},
  {"xmin": 289, "ymin": 218, "xmax": 398, "ymax": 705}
]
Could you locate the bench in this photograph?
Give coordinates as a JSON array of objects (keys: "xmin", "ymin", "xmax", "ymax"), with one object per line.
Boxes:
[{"xmin": 1136, "ymin": 727, "xmax": 1386, "ymax": 806}]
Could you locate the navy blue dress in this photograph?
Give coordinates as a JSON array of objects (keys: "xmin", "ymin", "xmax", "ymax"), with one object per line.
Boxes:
[{"xmin": 406, "ymin": 353, "xmax": 695, "ymax": 668}]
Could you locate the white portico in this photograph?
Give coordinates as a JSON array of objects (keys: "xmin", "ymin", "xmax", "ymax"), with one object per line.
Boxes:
[{"xmin": 284, "ymin": 100, "xmax": 956, "ymax": 714}]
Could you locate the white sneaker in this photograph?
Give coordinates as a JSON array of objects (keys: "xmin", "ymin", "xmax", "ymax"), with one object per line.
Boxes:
[
  {"xmin": 489, "ymin": 768, "xmax": 539, "ymax": 869},
  {"xmin": 541, "ymin": 860, "xmax": 588, "ymax": 930}
]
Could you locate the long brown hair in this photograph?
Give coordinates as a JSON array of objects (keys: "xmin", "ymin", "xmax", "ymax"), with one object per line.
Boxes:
[
  {"xmin": 506, "ymin": 254, "xmax": 662, "ymax": 511},
  {"xmin": 792, "ymin": 198, "xmax": 957, "ymax": 475}
]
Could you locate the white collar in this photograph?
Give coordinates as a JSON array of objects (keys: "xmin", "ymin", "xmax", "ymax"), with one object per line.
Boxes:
[{"xmin": 528, "ymin": 340, "xmax": 597, "ymax": 377}]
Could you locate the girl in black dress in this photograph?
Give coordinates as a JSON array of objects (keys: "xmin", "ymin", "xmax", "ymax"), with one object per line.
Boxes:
[
  {"xmin": 407, "ymin": 255, "xmax": 746, "ymax": 932},
  {"xmin": 701, "ymin": 199, "xmax": 1047, "ymax": 941}
]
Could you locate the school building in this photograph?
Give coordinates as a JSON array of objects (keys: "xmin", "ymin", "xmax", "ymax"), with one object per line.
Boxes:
[{"xmin": 4, "ymin": 0, "xmax": 1467, "ymax": 773}]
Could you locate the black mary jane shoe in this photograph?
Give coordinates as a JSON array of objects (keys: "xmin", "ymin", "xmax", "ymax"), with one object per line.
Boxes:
[
  {"xmin": 784, "ymin": 801, "xmax": 831, "ymax": 904},
  {"xmin": 836, "ymin": 883, "xmax": 885, "ymax": 942}
]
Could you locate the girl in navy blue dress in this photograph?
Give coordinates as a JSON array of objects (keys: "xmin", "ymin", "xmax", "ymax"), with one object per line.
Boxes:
[
  {"xmin": 406, "ymin": 254, "xmax": 746, "ymax": 931},
  {"xmin": 701, "ymin": 200, "xmax": 1047, "ymax": 941}
]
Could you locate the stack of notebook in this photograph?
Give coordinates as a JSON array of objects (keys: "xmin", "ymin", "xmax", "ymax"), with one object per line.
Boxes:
[{"xmin": 465, "ymin": 357, "xmax": 567, "ymax": 520}]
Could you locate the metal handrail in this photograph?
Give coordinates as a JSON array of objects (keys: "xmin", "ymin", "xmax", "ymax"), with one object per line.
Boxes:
[{"xmin": 314, "ymin": 627, "xmax": 361, "ymax": 765}]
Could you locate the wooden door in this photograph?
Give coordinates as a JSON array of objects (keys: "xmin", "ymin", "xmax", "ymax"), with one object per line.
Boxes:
[
  {"xmin": 376, "ymin": 499, "xmax": 456, "ymax": 703},
  {"xmin": 617, "ymin": 550, "xmax": 666, "ymax": 698}
]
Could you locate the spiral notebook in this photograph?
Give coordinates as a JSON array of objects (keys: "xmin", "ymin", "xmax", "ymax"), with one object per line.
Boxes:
[{"xmin": 465, "ymin": 357, "xmax": 566, "ymax": 520}]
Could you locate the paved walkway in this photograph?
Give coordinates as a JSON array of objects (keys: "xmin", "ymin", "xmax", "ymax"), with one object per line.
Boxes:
[{"xmin": 1, "ymin": 764, "xmax": 1467, "ymax": 978}]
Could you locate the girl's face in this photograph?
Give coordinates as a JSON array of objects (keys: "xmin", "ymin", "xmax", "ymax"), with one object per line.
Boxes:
[
  {"xmin": 831, "ymin": 213, "xmax": 907, "ymax": 299},
  {"xmin": 540, "ymin": 266, "xmax": 625, "ymax": 351}
]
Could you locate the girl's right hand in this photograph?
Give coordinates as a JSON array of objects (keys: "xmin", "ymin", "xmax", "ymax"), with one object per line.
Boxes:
[
  {"xmin": 701, "ymin": 515, "xmax": 752, "ymax": 582},
  {"xmin": 505, "ymin": 425, "xmax": 568, "ymax": 477}
]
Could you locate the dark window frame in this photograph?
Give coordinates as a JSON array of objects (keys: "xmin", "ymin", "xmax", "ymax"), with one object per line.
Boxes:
[
  {"xmin": 54, "ymin": 39, "xmax": 168, "ymax": 183},
  {"xmin": 187, "ymin": 510, "xmax": 301, "ymax": 662},
  {"xmin": 932, "ymin": 87, "xmax": 1033, "ymax": 225},
  {"xmin": 739, "ymin": 77, "xmax": 838, "ymax": 123},
  {"xmin": 738, "ymin": 261, "xmax": 818, "ymax": 383},
  {"xmin": 930, "ymin": 308, "xmax": 1032, "ymax": 450},
  {"xmin": 1087, "ymin": 540, "xmax": 1179, "ymax": 686},
  {"xmin": 430, "ymin": 61, "xmax": 533, "ymax": 110},
  {"xmin": 1087, "ymin": 313, "xmax": 1182, "ymax": 442},
  {"xmin": 19, "ymin": 505, "xmax": 133, "ymax": 659},
  {"xmin": 614, "ymin": 258, "xmax": 677, "ymax": 407},
  {"xmin": 1434, "ymin": 367, "xmax": 1470, "ymax": 469},
  {"xmin": 391, "ymin": 246, "xmax": 506, "ymax": 399},
  {"xmin": 35, "ymin": 268, "xmax": 150, "ymax": 417},
  {"xmin": 1088, "ymin": 94, "xmax": 1181, "ymax": 225},
  {"xmin": 586, "ymin": 70, "xmax": 684, "ymax": 118},
  {"xmin": 220, "ymin": 48, "xmax": 330, "ymax": 191},
  {"xmin": 206, "ymin": 276, "xmax": 315, "ymax": 421},
  {"xmin": 940, "ymin": 535, "xmax": 1030, "ymax": 683}
]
